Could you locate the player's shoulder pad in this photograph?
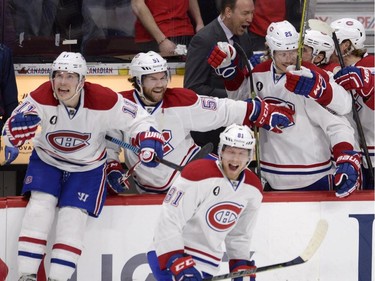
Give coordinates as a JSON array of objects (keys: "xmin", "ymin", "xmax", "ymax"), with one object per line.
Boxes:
[
  {"xmin": 29, "ymin": 81, "xmax": 59, "ymax": 106},
  {"xmin": 83, "ymin": 82, "xmax": 119, "ymax": 110},
  {"xmin": 356, "ymin": 55, "xmax": 375, "ymax": 68},
  {"xmin": 181, "ymin": 159, "xmax": 222, "ymax": 181},
  {"xmin": 243, "ymin": 169, "xmax": 263, "ymax": 193},
  {"xmin": 162, "ymin": 88, "xmax": 199, "ymax": 108},
  {"xmin": 252, "ymin": 60, "xmax": 272, "ymax": 74},
  {"xmin": 119, "ymin": 90, "xmax": 136, "ymax": 102},
  {"xmin": 302, "ymin": 61, "xmax": 330, "ymax": 81}
]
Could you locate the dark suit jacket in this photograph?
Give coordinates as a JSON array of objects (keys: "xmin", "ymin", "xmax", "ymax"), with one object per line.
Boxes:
[{"xmin": 184, "ymin": 18, "xmax": 252, "ymax": 99}]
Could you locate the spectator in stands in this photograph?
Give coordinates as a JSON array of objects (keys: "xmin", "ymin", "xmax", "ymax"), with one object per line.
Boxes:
[
  {"xmin": 184, "ymin": 0, "xmax": 254, "ymax": 153},
  {"xmin": 208, "ymin": 20, "xmax": 360, "ymax": 198},
  {"xmin": 2, "ymin": 51, "xmax": 164, "ymax": 281},
  {"xmin": 198, "ymin": 0, "xmax": 220, "ymax": 25},
  {"xmin": 0, "ymin": 44, "xmax": 18, "ymax": 130},
  {"xmin": 105, "ymin": 50, "xmax": 294, "ymax": 194},
  {"xmin": 131, "ymin": 0, "xmax": 204, "ymax": 56},
  {"xmin": 248, "ymin": 0, "xmax": 303, "ymax": 51},
  {"xmin": 330, "ymin": 18, "xmax": 374, "ymax": 189},
  {"xmin": 148, "ymin": 124, "xmax": 261, "ymax": 281}
]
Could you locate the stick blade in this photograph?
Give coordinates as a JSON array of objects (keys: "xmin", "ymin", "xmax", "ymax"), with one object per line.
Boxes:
[
  {"xmin": 308, "ymin": 19, "xmax": 333, "ymax": 36},
  {"xmin": 300, "ymin": 219, "xmax": 328, "ymax": 262}
]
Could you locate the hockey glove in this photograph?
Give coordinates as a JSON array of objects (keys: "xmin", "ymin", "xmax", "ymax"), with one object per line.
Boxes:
[
  {"xmin": 334, "ymin": 66, "xmax": 374, "ymax": 97},
  {"xmin": 208, "ymin": 42, "xmax": 239, "ymax": 79},
  {"xmin": 167, "ymin": 254, "xmax": 202, "ymax": 281},
  {"xmin": 248, "ymin": 98, "xmax": 295, "ymax": 133},
  {"xmin": 285, "ymin": 65, "xmax": 326, "ymax": 100},
  {"xmin": 229, "ymin": 259, "xmax": 256, "ymax": 281},
  {"xmin": 5, "ymin": 111, "xmax": 41, "ymax": 147},
  {"xmin": 334, "ymin": 151, "xmax": 362, "ymax": 198},
  {"xmin": 136, "ymin": 127, "xmax": 164, "ymax": 168},
  {"xmin": 3, "ymin": 146, "xmax": 19, "ymax": 165},
  {"xmin": 249, "ymin": 53, "xmax": 264, "ymax": 68},
  {"xmin": 105, "ymin": 161, "xmax": 130, "ymax": 194}
]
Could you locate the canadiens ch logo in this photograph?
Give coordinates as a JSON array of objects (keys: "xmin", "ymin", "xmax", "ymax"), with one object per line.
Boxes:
[
  {"xmin": 206, "ymin": 202, "xmax": 244, "ymax": 232},
  {"xmin": 46, "ymin": 131, "xmax": 91, "ymax": 152}
]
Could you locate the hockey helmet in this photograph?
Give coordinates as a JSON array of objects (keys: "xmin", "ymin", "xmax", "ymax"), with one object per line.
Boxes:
[
  {"xmin": 304, "ymin": 29, "xmax": 335, "ymax": 64},
  {"xmin": 330, "ymin": 18, "xmax": 366, "ymax": 50},
  {"xmin": 266, "ymin": 20, "xmax": 299, "ymax": 54},
  {"xmin": 51, "ymin": 52, "xmax": 87, "ymax": 81},
  {"xmin": 129, "ymin": 51, "xmax": 169, "ymax": 86},
  {"xmin": 218, "ymin": 124, "xmax": 256, "ymax": 165}
]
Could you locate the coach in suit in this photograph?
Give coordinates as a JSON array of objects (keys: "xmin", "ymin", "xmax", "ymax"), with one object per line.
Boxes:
[{"xmin": 183, "ymin": 0, "xmax": 254, "ymax": 152}]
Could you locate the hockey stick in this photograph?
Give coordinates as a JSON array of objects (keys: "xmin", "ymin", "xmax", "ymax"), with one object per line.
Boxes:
[
  {"xmin": 296, "ymin": 0, "xmax": 310, "ymax": 70},
  {"xmin": 105, "ymin": 135, "xmax": 213, "ymax": 172},
  {"xmin": 203, "ymin": 219, "xmax": 328, "ymax": 281},
  {"xmin": 233, "ymin": 42, "xmax": 261, "ymax": 179},
  {"xmin": 331, "ymin": 29, "xmax": 374, "ymax": 185}
]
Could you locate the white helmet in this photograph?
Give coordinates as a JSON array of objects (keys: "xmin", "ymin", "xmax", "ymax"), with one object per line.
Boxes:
[
  {"xmin": 218, "ymin": 124, "xmax": 256, "ymax": 166},
  {"xmin": 304, "ymin": 29, "xmax": 335, "ymax": 64},
  {"xmin": 129, "ymin": 51, "xmax": 169, "ymax": 86},
  {"xmin": 51, "ymin": 52, "xmax": 87, "ymax": 81},
  {"xmin": 330, "ymin": 18, "xmax": 366, "ymax": 50},
  {"xmin": 266, "ymin": 20, "xmax": 299, "ymax": 54}
]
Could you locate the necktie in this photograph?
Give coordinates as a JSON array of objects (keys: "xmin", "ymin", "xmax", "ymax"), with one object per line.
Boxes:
[
  {"xmin": 231, "ymin": 35, "xmax": 242, "ymax": 68},
  {"xmin": 231, "ymin": 35, "xmax": 240, "ymax": 46}
]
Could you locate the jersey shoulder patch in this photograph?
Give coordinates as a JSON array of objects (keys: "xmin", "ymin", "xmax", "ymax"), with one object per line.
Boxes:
[
  {"xmin": 243, "ymin": 169, "xmax": 263, "ymax": 193},
  {"xmin": 119, "ymin": 90, "xmax": 136, "ymax": 102},
  {"xmin": 181, "ymin": 159, "xmax": 222, "ymax": 181},
  {"xmin": 83, "ymin": 82, "xmax": 119, "ymax": 110},
  {"xmin": 29, "ymin": 81, "xmax": 59, "ymax": 106},
  {"xmin": 162, "ymin": 88, "xmax": 199, "ymax": 108},
  {"xmin": 253, "ymin": 60, "xmax": 272, "ymax": 74}
]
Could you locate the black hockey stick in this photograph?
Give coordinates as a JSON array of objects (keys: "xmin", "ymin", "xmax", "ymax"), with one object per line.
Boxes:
[
  {"xmin": 331, "ymin": 31, "xmax": 374, "ymax": 185},
  {"xmin": 203, "ymin": 219, "xmax": 328, "ymax": 281},
  {"xmin": 105, "ymin": 135, "xmax": 213, "ymax": 172}
]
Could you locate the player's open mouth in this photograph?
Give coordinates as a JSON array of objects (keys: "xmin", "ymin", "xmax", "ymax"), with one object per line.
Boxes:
[{"xmin": 229, "ymin": 164, "xmax": 239, "ymax": 171}]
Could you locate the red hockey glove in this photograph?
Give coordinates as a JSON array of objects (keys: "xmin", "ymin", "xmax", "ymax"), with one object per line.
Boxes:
[
  {"xmin": 334, "ymin": 66, "xmax": 374, "ymax": 98},
  {"xmin": 135, "ymin": 128, "xmax": 165, "ymax": 168},
  {"xmin": 334, "ymin": 151, "xmax": 362, "ymax": 198},
  {"xmin": 167, "ymin": 254, "xmax": 202, "ymax": 281},
  {"xmin": 248, "ymin": 98, "xmax": 295, "ymax": 133},
  {"xmin": 285, "ymin": 66, "xmax": 327, "ymax": 100},
  {"xmin": 5, "ymin": 111, "xmax": 41, "ymax": 147},
  {"xmin": 229, "ymin": 259, "xmax": 256, "ymax": 281},
  {"xmin": 208, "ymin": 42, "xmax": 240, "ymax": 78},
  {"xmin": 105, "ymin": 161, "xmax": 131, "ymax": 194}
]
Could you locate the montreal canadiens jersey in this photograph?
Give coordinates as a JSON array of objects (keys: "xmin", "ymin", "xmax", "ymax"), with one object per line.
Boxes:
[
  {"xmin": 251, "ymin": 61, "xmax": 356, "ymax": 189},
  {"xmin": 153, "ymin": 159, "xmax": 263, "ymax": 275},
  {"xmin": 6, "ymin": 81, "xmax": 157, "ymax": 172},
  {"xmin": 352, "ymin": 54, "xmax": 375, "ymax": 167},
  {"xmin": 107, "ymin": 88, "xmax": 253, "ymax": 193}
]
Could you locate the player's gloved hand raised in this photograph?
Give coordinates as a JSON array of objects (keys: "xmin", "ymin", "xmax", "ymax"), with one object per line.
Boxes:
[
  {"xmin": 5, "ymin": 111, "xmax": 41, "ymax": 147},
  {"xmin": 167, "ymin": 254, "xmax": 202, "ymax": 281},
  {"xmin": 285, "ymin": 65, "xmax": 327, "ymax": 100},
  {"xmin": 229, "ymin": 259, "xmax": 256, "ymax": 281},
  {"xmin": 248, "ymin": 98, "xmax": 295, "ymax": 133},
  {"xmin": 105, "ymin": 160, "xmax": 130, "ymax": 194},
  {"xmin": 334, "ymin": 151, "xmax": 362, "ymax": 198},
  {"xmin": 208, "ymin": 42, "xmax": 239, "ymax": 79},
  {"xmin": 135, "ymin": 127, "xmax": 164, "ymax": 168},
  {"xmin": 249, "ymin": 53, "xmax": 264, "ymax": 68},
  {"xmin": 334, "ymin": 66, "xmax": 373, "ymax": 97}
]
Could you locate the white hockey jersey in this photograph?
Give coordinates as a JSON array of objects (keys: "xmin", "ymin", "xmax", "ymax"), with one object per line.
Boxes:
[
  {"xmin": 153, "ymin": 159, "xmax": 263, "ymax": 275},
  {"xmin": 107, "ymin": 88, "xmax": 254, "ymax": 193},
  {"xmin": 250, "ymin": 60, "xmax": 356, "ymax": 189},
  {"xmin": 6, "ymin": 81, "xmax": 157, "ymax": 172}
]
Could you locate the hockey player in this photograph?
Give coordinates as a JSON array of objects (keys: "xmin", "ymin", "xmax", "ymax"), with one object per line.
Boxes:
[
  {"xmin": 207, "ymin": 20, "xmax": 360, "ymax": 197},
  {"xmin": 106, "ymin": 50, "xmax": 295, "ymax": 194},
  {"xmin": 330, "ymin": 18, "xmax": 374, "ymax": 189},
  {"xmin": 2, "ymin": 52, "xmax": 164, "ymax": 281},
  {"xmin": 148, "ymin": 124, "xmax": 261, "ymax": 280}
]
